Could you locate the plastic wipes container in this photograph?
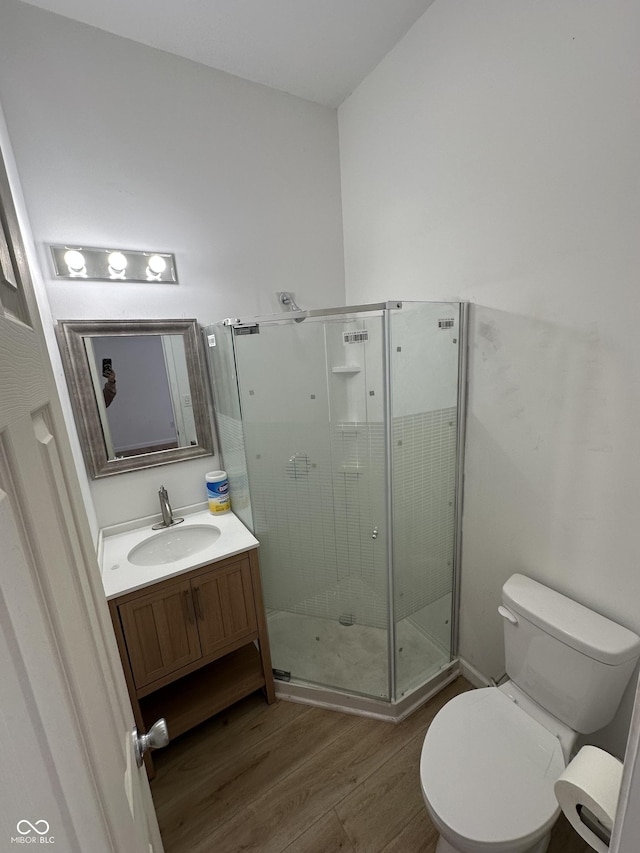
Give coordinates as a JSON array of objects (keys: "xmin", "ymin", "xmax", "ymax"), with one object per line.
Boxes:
[{"xmin": 206, "ymin": 470, "xmax": 231, "ymax": 513}]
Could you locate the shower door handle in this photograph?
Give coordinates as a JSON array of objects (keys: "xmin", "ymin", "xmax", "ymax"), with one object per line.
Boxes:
[{"xmin": 372, "ymin": 526, "xmax": 378, "ymax": 540}]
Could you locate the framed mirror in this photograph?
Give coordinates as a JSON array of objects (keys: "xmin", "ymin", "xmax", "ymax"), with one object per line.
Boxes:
[{"xmin": 56, "ymin": 319, "xmax": 214, "ymax": 478}]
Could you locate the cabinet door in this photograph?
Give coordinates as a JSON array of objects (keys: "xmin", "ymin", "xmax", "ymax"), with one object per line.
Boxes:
[
  {"xmin": 193, "ymin": 558, "xmax": 258, "ymax": 657},
  {"xmin": 119, "ymin": 579, "xmax": 201, "ymax": 689}
]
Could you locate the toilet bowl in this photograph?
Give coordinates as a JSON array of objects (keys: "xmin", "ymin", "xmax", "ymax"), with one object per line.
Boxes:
[
  {"xmin": 419, "ymin": 574, "xmax": 640, "ymax": 853},
  {"xmin": 420, "ymin": 687, "xmax": 565, "ymax": 853}
]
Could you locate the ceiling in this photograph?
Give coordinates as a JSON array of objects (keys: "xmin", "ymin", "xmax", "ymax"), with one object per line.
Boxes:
[{"xmin": 20, "ymin": 0, "xmax": 435, "ymax": 107}]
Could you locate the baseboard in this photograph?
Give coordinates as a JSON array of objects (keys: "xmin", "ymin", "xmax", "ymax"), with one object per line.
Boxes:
[{"xmin": 459, "ymin": 657, "xmax": 491, "ymax": 688}]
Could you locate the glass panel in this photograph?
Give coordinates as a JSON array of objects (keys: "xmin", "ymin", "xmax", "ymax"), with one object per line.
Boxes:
[
  {"xmin": 232, "ymin": 313, "xmax": 389, "ymax": 699},
  {"xmin": 205, "ymin": 323, "xmax": 254, "ymax": 531},
  {"xmin": 390, "ymin": 302, "xmax": 460, "ymax": 699}
]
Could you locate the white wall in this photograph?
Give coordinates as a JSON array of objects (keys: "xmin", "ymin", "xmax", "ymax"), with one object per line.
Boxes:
[
  {"xmin": 339, "ymin": 0, "xmax": 640, "ymax": 754},
  {"xmin": 0, "ymin": 0, "xmax": 345, "ymax": 529}
]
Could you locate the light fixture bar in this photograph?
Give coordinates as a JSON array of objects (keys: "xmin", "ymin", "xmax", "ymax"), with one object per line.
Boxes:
[{"xmin": 50, "ymin": 245, "xmax": 178, "ymax": 283}]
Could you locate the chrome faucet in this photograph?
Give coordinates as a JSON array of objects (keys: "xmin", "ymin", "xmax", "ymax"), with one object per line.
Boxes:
[{"xmin": 152, "ymin": 486, "xmax": 184, "ymax": 530}]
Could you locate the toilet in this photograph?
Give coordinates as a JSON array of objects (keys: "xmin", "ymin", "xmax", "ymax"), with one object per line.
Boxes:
[{"xmin": 420, "ymin": 573, "xmax": 640, "ymax": 853}]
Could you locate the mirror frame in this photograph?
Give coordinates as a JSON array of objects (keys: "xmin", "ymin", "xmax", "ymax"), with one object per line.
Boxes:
[{"xmin": 56, "ymin": 318, "xmax": 214, "ymax": 478}]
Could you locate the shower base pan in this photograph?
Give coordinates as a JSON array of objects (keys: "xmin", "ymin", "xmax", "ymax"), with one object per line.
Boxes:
[
  {"xmin": 274, "ymin": 661, "xmax": 459, "ymax": 722},
  {"xmin": 267, "ymin": 610, "xmax": 459, "ymax": 722}
]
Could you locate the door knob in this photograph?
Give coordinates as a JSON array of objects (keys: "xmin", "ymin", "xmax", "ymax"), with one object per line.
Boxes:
[{"xmin": 132, "ymin": 719, "xmax": 169, "ymax": 768}]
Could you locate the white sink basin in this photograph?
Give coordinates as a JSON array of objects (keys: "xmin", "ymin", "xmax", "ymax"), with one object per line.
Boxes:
[
  {"xmin": 101, "ymin": 510, "xmax": 260, "ymax": 600},
  {"xmin": 127, "ymin": 524, "xmax": 222, "ymax": 566}
]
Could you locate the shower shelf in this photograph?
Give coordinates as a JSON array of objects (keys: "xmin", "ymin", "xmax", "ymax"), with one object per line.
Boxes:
[{"xmin": 331, "ymin": 366, "xmax": 361, "ymax": 374}]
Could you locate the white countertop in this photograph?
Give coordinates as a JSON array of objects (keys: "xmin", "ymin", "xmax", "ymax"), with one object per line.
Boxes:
[{"xmin": 99, "ymin": 507, "xmax": 259, "ymax": 600}]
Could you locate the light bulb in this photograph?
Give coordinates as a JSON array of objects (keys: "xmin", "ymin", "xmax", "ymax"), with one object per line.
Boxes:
[
  {"xmin": 64, "ymin": 249, "xmax": 86, "ymax": 273},
  {"xmin": 147, "ymin": 255, "xmax": 167, "ymax": 274},
  {"xmin": 107, "ymin": 251, "xmax": 128, "ymax": 273}
]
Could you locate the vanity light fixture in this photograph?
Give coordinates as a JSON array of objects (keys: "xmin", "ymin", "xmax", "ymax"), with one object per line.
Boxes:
[
  {"xmin": 63, "ymin": 249, "xmax": 87, "ymax": 277},
  {"xmin": 50, "ymin": 245, "xmax": 178, "ymax": 283}
]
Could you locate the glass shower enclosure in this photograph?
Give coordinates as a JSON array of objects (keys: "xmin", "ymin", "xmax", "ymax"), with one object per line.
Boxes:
[{"xmin": 205, "ymin": 301, "xmax": 466, "ymax": 709}]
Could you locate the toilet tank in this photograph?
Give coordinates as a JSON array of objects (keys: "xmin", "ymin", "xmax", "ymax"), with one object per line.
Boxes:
[{"xmin": 501, "ymin": 574, "xmax": 640, "ymax": 733}]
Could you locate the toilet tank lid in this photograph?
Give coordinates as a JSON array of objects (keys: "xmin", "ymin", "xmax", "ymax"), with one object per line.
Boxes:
[{"xmin": 503, "ymin": 574, "xmax": 640, "ymax": 666}]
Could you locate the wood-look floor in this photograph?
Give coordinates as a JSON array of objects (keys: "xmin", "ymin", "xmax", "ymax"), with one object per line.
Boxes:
[{"xmin": 151, "ymin": 677, "xmax": 590, "ymax": 852}]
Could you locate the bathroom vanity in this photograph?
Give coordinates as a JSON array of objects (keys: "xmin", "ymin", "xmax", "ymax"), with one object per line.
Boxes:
[{"xmin": 100, "ymin": 509, "xmax": 275, "ymax": 776}]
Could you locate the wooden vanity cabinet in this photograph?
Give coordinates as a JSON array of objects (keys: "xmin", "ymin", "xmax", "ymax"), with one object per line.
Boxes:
[
  {"xmin": 109, "ymin": 548, "xmax": 275, "ymax": 776},
  {"xmin": 194, "ymin": 557, "xmax": 258, "ymax": 656},
  {"xmin": 118, "ymin": 577, "xmax": 201, "ymax": 688}
]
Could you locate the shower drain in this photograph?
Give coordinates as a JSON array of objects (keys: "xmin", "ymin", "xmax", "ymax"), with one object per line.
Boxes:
[{"xmin": 339, "ymin": 613, "xmax": 355, "ymax": 627}]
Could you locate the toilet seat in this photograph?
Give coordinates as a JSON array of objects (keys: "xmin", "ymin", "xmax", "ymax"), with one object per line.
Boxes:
[{"xmin": 420, "ymin": 688, "xmax": 565, "ymax": 851}]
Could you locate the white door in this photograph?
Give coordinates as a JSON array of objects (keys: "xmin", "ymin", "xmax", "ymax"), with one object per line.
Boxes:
[
  {"xmin": 611, "ymin": 677, "xmax": 640, "ymax": 852},
  {"xmin": 162, "ymin": 334, "xmax": 198, "ymax": 448},
  {"xmin": 0, "ymin": 126, "xmax": 163, "ymax": 850}
]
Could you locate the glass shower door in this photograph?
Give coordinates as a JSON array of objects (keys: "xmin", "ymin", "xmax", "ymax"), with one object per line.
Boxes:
[{"xmin": 232, "ymin": 312, "xmax": 390, "ymax": 699}]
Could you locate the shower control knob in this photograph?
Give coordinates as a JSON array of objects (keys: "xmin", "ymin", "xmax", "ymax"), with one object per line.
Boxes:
[{"xmin": 372, "ymin": 526, "xmax": 378, "ymax": 540}]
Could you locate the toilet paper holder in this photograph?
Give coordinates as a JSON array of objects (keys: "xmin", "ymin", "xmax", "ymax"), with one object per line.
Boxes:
[
  {"xmin": 576, "ymin": 804, "xmax": 611, "ymax": 847},
  {"xmin": 554, "ymin": 745, "xmax": 622, "ymax": 852}
]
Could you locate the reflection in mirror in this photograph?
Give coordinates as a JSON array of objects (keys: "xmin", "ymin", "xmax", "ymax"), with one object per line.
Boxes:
[
  {"xmin": 56, "ymin": 319, "xmax": 214, "ymax": 478},
  {"xmin": 87, "ymin": 334, "xmax": 197, "ymax": 458}
]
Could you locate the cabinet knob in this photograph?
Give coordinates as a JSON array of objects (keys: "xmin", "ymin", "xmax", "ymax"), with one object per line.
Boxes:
[{"xmin": 132, "ymin": 719, "xmax": 169, "ymax": 768}]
